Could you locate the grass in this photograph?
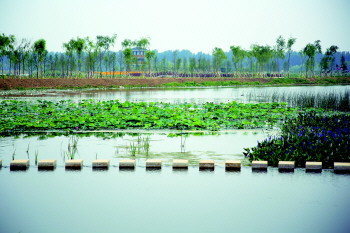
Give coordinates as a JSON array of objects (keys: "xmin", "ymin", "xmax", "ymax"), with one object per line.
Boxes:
[{"xmin": 246, "ymin": 90, "xmax": 350, "ymax": 111}]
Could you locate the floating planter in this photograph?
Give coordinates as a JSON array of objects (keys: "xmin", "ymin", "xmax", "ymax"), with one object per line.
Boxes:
[
  {"xmin": 225, "ymin": 160, "xmax": 241, "ymax": 171},
  {"xmin": 334, "ymin": 162, "xmax": 350, "ymax": 174},
  {"xmin": 119, "ymin": 159, "xmax": 136, "ymax": 169},
  {"xmin": 38, "ymin": 160, "xmax": 57, "ymax": 170},
  {"xmin": 305, "ymin": 161, "xmax": 322, "ymax": 173},
  {"xmin": 252, "ymin": 161, "xmax": 268, "ymax": 171},
  {"xmin": 278, "ymin": 161, "xmax": 295, "ymax": 172},
  {"xmin": 173, "ymin": 159, "xmax": 188, "ymax": 169},
  {"xmin": 146, "ymin": 159, "xmax": 162, "ymax": 169},
  {"xmin": 65, "ymin": 160, "xmax": 83, "ymax": 170},
  {"xmin": 10, "ymin": 160, "xmax": 30, "ymax": 171},
  {"xmin": 92, "ymin": 160, "xmax": 110, "ymax": 169},
  {"xmin": 199, "ymin": 160, "xmax": 215, "ymax": 170}
]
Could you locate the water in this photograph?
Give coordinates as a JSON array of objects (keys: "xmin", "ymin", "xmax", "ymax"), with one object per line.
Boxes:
[
  {"xmin": 1, "ymin": 167, "xmax": 349, "ymax": 233},
  {"xmin": 1, "ymin": 85, "xmax": 349, "ymax": 103},
  {"xmin": 1, "ymin": 85, "xmax": 350, "ymax": 233},
  {"xmin": 0, "ymin": 130, "xmax": 269, "ymax": 166}
]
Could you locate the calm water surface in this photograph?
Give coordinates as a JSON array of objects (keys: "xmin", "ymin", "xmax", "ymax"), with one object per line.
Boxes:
[
  {"xmin": 1, "ymin": 85, "xmax": 349, "ymax": 103},
  {"xmin": 1, "ymin": 86, "xmax": 350, "ymax": 233},
  {"xmin": 0, "ymin": 167, "xmax": 349, "ymax": 233}
]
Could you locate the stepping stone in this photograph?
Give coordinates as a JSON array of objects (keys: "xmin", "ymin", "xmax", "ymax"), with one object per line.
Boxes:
[
  {"xmin": 146, "ymin": 159, "xmax": 162, "ymax": 168},
  {"xmin": 173, "ymin": 159, "xmax": 188, "ymax": 169},
  {"xmin": 199, "ymin": 160, "xmax": 215, "ymax": 170},
  {"xmin": 65, "ymin": 159, "xmax": 83, "ymax": 169},
  {"xmin": 225, "ymin": 160, "xmax": 241, "ymax": 170},
  {"xmin": 119, "ymin": 159, "xmax": 136, "ymax": 168},
  {"xmin": 305, "ymin": 161, "xmax": 322, "ymax": 172},
  {"xmin": 334, "ymin": 162, "xmax": 350, "ymax": 174},
  {"xmin": 278, "ymin": 161, "xmax": 295, "ymax": 172},
  {"xmin": 92, "ymin": 160, "xmax": 110, "ymax": 169},
  {"xmin": 10, "ymin": 160, "xmax": 30, "ymax": 170},
  {"xmin": 252, "ymin": 161, "xmax": 268, "ymax": 170},
  {"xmin": 38, "ymin": 160, "xmax": 57, "ymax": 170}
]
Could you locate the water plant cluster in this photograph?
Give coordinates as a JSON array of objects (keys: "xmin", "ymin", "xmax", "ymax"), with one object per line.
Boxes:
[
  {"xmin": 244, "ymin": 110, "xmax": 350, "ymax": 168},
  {"xmin": 0, "ymin": 99, "xmax": 298, "ymax": 132},
  {"xmin": 246, "ymin": 89, "xmax": 350, "ymax": 111}
]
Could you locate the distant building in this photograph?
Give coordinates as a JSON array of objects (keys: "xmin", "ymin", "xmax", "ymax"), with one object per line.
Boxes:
[{"xmin": 132, "ymin": 47, "xmax": 146, "ymax": 63}]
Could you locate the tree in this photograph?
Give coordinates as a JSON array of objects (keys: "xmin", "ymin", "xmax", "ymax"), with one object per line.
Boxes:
[
  {"xmin": 97, "ymin": 34, "xmax": 117, "ymax": 74},
  {"xmin": 33, "ymin": 39, "xmax": 47, "ymax": 78},
  {"xmin": 145, "ymin": 50, "xmax": 156, "ymax": 75},
  {"xmin": 73, "ymin": 37, "xmax": 85, "ymax": 72},
  {"xmin": 0, "ymin": 34, "xmax": 15, "ymax": 75},
  {"xmin": 340, "ymin": 55, "xmax": 348, "ymax": 73},
  {"xmin": 286, "ymin": 37, "xmax": 296, "ymax": 77},
  {"xmin": 230, "ymin": 46, "xmax": 245, "ymax": 72},
  {"xmin": 121, "ymin": 39, "xmax": 136, "ymax": 73},
  {"xmin": 212, "ymin": 47, "xmax": 227, "ymax": 76},
  {"xmin": 189, "ymin": 57, "xmax": 196, "ymax": 75},
  {"xmin": 303, "ymin": 40, "xmax": 321, "ymax": 77},
  {"xmin": 320, "ymin": 45, "xmax": 338, "ymax": 76},
  {"xmin": 251, "ymin": 44, "xmax": 273, "ymax": 73},
  {"xmin": 84, "ymin": 37, "xmax": 98, "ymax": 77},
  {"xmin": 273, "ymin": 35, "xmax": 285, "ymax": 72},
  {"xmin": 63, "ymin": 39, "xmax": 75, "ymax": 76}
]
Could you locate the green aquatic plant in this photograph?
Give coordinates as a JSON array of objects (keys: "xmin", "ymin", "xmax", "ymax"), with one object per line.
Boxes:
[
  {"xmin": 0, "ymin": 99, "xmax": 300, "ymax": 132},
  {"xmin": 142, "ymin": 136, "xmax": 150, "ymax": 156},
  {"xmin": 35, "ymin": 150, "xmax": 38, "ymax": 165},
  {"xmin": 129, "ymin": 142, "xmax": 137, "ymax": 157},
  {"xmin": 244, "ymin": 110, "xmax": 350, "ymax": 167}
]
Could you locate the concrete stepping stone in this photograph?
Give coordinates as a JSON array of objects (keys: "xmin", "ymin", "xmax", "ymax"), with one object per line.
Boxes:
[
  {"xmin": 305, "ymin": 161, "xmax": 322, "ymax": 172},
  {"xmin": 92, "ymin": 159, "xmax": 110, "ymax": 169},
  {"xmin": 252, "ymin": 161, "xmax": 268, "ymax": 170},
  {"xmin": 10, "ymin": 160, "xmax": 29, "ymax": 170},
  {"xmin": 225, "ymin": 160, "xmax": 241, "ymax": 170},
  {"xmin": 334, "ymin": 162, "xmax": 350, "ymax": 174},
  {"xmin": 173, "ymin": 159, "xmax": 188, "ymax": 169},
  {"xmin": 199, "ymin": 160, "xmax": 215, "ymax": 170},
  {"xmin": 38, "ymin": 160, "xmax": 57, "ymax": 170},
  {"xmin": 119, "ymin": 159, "xmax": 136, "ymax": 168},
  {"xmin": 278, "ymin": 161, "xmax": 295, "ymax": 172},
  {"xmin": 65, "ymin": 159, "xmax": 83, "ymax": 169},
  {"xmin": 146, "ymin": 159, "xmax": 162, "ymax": 168}
]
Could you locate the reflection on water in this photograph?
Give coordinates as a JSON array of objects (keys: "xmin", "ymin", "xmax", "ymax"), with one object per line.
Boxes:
[
  {"xmin": 0, "ymin": 167, "xmax": 349, "ymax": 233},
  {"xmin": 1, "ymin": 85, "xmax": 349, "ymax": 104}
]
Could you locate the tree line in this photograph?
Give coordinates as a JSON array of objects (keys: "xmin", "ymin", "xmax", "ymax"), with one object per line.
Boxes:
[{"xmin": 0, "ymin": 33, "xmax": 348, "ymax": 78}]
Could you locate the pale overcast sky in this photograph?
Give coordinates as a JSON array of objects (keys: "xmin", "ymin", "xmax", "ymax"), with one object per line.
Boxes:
[{"xmin": 0, "ymin": 0, "xmax": 349, "ymax": 53}]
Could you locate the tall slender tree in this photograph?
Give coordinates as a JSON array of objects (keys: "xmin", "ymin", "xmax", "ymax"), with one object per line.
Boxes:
[
  {"xmin": 303, "ymin": 40, "xmax": 322, "ymax": 77},
  {"xmin": 212, "ymin": 47, "xmax": 227, "ymax": 76},
  {"xmin": 286, "ymin": 37, "xmax": 296, "ymax": 77},
  {"xmin": 33, "ymin": 39, "xmax": 46, "ymax": 78}
]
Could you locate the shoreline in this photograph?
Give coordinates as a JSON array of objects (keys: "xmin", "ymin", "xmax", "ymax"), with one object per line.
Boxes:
[{"xmin": 1, "ymin": 76, "xmax": 349, "ymax": 90}]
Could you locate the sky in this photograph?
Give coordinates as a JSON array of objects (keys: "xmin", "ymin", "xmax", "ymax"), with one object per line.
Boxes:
[{"xmin": 0, "ymin": 0, "xmax": 349, "ymax": 53}]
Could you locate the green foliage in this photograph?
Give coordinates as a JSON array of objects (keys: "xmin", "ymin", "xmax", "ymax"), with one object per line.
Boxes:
[
  {"xmin": 0, "ymin": 100, "xmax": 298, "ymax": 132},
  {"xmin": 212, "ymin": 47, "xmax": 227, "ymax": 74},
  {"xmin": 244, "ymin": 111, "xmax": 350, "ymax": 167}
]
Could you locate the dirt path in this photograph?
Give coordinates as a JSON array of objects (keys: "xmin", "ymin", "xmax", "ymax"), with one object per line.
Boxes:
[
  {"xmin": 0, "ymin": 77, "xmax": 349, "ymax": 90},
  {"xmin": 0, "ymin": 77, "xmax": 270, "ymax": 89}
]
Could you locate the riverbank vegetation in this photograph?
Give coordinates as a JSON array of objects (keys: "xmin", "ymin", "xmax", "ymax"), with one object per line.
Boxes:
[
  {"xmin": 244, "ymin": 110, "xmax": 350, "ymax": 168},
  {"xmin": 1, "ymin": 33, "xmax": 349, "ymax": 79}
]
